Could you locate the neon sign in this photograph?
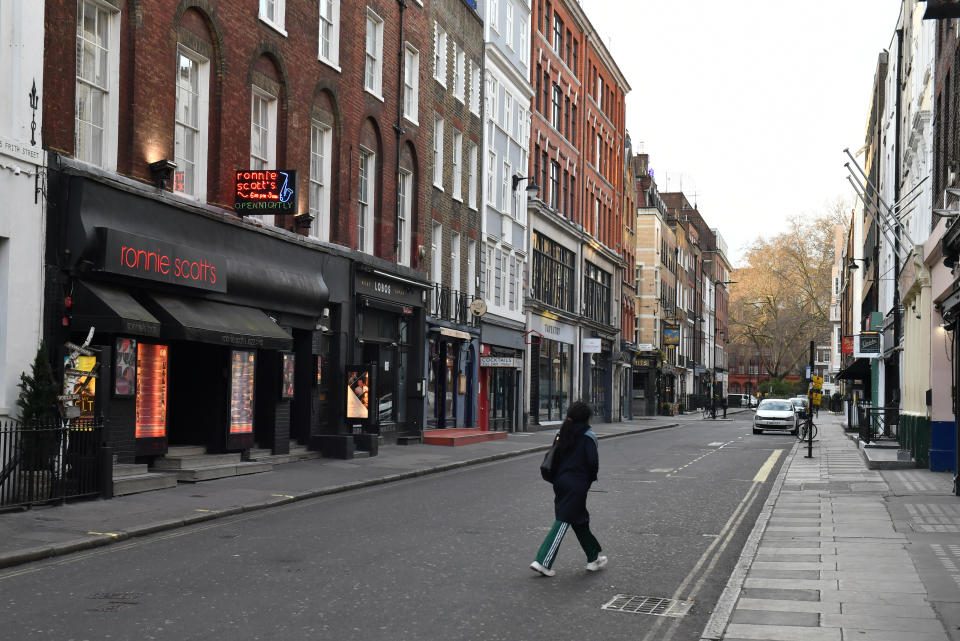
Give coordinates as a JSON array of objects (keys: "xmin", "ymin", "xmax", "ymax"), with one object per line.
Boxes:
[{"xmin": 234, "ymin": 169, "xmax": 297, "ymax": 213}]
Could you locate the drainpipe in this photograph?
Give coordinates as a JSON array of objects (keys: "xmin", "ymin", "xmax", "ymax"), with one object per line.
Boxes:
[
  {"xmin": 394, "ymin": 0, "xmax": 407, "ymax": 262},
  {"xmin": 893, "ymin": 28, "xmax": 903, "ymax": 418}
]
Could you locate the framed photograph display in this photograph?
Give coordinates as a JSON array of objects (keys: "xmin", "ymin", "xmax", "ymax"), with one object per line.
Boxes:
[
  {"xmin": 281, "ymin": 352, "xmax": 295, "ymax": 399},
  {"xmin": 114, "ymin": 337, "xmax": 137, "ymax": 397},
  {"xmin": 346, "ymin": 367, "xmax": 371, "ymax": 419},
  {"xmin": 230, "ymin": 350, "xmax": 256, "ymax": 434}
]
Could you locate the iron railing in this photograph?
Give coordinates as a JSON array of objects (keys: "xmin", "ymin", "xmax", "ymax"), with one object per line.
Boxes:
[
  {"xmin": 0, "ymin": 418, "xmax": 103, "ymax": 509},
  {"xmin": 859, "ymin": 406, "xmax": 900, "ymax": 444},
  {"xmin": 428, "ymin": 285, "xmax": 477, "ymax": 326}
]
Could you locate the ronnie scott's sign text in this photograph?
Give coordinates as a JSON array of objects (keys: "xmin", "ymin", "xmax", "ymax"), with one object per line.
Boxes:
[
  {"xmin": 234, "ymin": 170, "xmax": 297, "ymax": 212},
  {"xmin": 99, "ymin": 228, "xmax": 227, "ymax": 292}
]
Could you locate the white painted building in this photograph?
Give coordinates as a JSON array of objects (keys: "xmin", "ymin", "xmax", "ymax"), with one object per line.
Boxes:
[
  {"xmin": 0, "ymin": 0, "xmax": 46, "ymax": 421},
  {"xmin": 477, "ymin": 0, "xmax": 533, "ymax": 431}
]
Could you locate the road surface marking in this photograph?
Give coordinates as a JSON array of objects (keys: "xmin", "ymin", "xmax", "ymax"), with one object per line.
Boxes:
[{"xmin": 753, "ymin": 449, "xmax": 782, "ymax": 483}]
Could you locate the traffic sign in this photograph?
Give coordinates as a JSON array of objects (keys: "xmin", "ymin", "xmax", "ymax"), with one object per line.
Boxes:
[
  {"xmin": 812, "ymin": 392, "xmax": 822, "ymax": 406},
  {"xmin": 812, "ymin": 375, "xmax": 823, "ymax": 390}
]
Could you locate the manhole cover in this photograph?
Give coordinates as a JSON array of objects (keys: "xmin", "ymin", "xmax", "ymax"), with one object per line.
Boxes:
[{"xmin": 601, "ymin": 594, "xmax": 693, "ymax": 618}]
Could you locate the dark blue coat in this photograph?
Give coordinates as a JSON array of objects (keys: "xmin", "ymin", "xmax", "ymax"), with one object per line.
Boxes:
[{"xmin": 552, "ymin": 422, "xmax": 599, "ymax": 524}]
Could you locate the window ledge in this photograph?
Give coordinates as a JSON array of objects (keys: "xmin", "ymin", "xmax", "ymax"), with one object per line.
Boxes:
[
  {"xmin": 403, "ymin": 114, "xmax": 419, "ymax": 127},
  {"xmin": 318, "ymin": 57, "xmax": 342, "ymax": 73},
  {"xmin": 365, "ymin": 87, "xmax": 385, "ymax": 103},
  {"xmin": 259, "ymin": 17, "xmax": 288, "ymax": 38}
]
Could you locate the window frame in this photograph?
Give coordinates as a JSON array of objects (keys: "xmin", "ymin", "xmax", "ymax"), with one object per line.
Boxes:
[
  {"xmin": 468, "ymin": 143, "xmax": 479, "ymax": 210},
  {"xmin": 309, "ymin": 120, "xmax": 333, "ymax": 241},
  {"xmin": 75, "ymin": 0, "xmax": 120, "ymax": 170},
  {"xmin": 397, "ymin": 169, "xmax": 412, "ymax": 267},
  {"xmin": 403, "ymin": 43, "xmax": 420, "ymax": 124},
  {"xmin": 173, "ymin": 44, "xmax": 209, "ymax": 201},
  {"xmin": 358, "ymin": 146, "xmax": 375, "ymax": 254},
  {"xmin": 364, "ymin": 8, "xmax": 384, "ymax": 98},
  {"xmin": 433, "ymin": 114, "xmax": 444, "ymax": 189},
  {"xmin": 259, "ymin": 0, "xmax": 287, "ymax": 36},
  {"xmin": 434, "ymin": 22, "xmax": 447, "ymax": 87},
  {"xmin": 452, "ymin": 129, "xmax": 463, "ymax": 201},
  {"xmin": 318, "ymin": 0, "xmax": 341, "ymax": 68}
]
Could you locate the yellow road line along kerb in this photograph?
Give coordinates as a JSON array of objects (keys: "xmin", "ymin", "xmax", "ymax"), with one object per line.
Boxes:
[{"xmin": 753, "ymin": 449, "xmax": 783, "ymax": 483}]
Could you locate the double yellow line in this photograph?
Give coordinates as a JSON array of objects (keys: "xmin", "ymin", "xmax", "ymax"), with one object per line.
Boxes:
[{"xmin": 641, "ymin": 449, "xmax": 783, "ymax": 641}]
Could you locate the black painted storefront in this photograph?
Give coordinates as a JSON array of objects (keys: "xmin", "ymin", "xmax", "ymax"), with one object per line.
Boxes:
[{"xmin": 44, "ymin": 164, "xmax": 352, "ymax": 462}]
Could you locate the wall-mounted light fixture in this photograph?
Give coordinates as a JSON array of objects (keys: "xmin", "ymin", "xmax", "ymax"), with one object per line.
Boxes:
[
  {"xmin": 847, "ymin": 257, "xmax": 869, "ymax": 271},
  {"xmin": 511, "ymin": 174, "xmax": 540, "ymax": 195},
  {"xmin": 148, "ymin": 158, "xmax": 177, "ymax": 190}
]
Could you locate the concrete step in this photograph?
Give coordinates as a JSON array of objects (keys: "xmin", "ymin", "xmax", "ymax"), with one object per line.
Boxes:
[
  {"xmin": 112, "ymin": 463, "xmax": 149, "ymax": 479},
  {"xmin": 165, "ymin": 445, "xmax": 207, "ymax": 457},
  {"xmin": 172, "ymin": 460, "xmax": 274, "ymax": 483},
  {"xmin": 113, "ymin": 471, "xmax": 179, "ymax": 496},
  {"xmin": 152, "ymin": 452, "xmax": 243, "ymax": 470}
]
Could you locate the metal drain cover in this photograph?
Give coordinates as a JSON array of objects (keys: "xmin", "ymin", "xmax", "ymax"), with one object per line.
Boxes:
[{"xmin": 601, "ymin": 594, "xmax": 693, "ymax": 618}]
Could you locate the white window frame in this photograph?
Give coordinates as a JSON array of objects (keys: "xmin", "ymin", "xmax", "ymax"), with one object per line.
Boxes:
[
  {"xmin": 403, "ymin": 44, "xmax": 419, "ymax": 124},
  {"xmin": 451, "ymin": 233, "xmax": 461, "ymax": 310},
  {"xmin": 433, "ymin": 115, "xmax": 444, "ymax": 189},
  {"xmin": 489, "ymin": 0, "xmax": 499, "ymax": 34},
  {"xmin": 486, "ymin": 151, "xmax": 496, "ymax": 205},
  {"xmin": 249, "ymin": 87, "xmax": 277, "ymax": 225},
  {"xmin": 259, "ymin": 0, "xmax": 287, "ymax": 36},
  {"xmin": 505, "ymin": 1, "xmax": 514, "ymax": 50},
  {"xmin": 397, "ymin": 169, "xmax": 412, "ymax": 267},
  {"xmin": 318, "ymin": 0, "xmax": 341, "ymax": 69},
  {"xmin": 434, "ymin": 22, "xmax": 447, "ymax": 86},
  {"xmin": 75, "ymin": 0, "xmax": 120, "ymax": 171},
  {"xmin": 452, "ymin": 130, "xmax": 463, "ymax": 201},
  {"xmin": 467, "ymin": 239, "xmax": 477, "ymax": 297},
  {"xmin": 468, "ymin": 143, "xmax": 478, "ymax": 209},
  {"xmin": 364, "ymin": 9, "xmax": 384, "ymax": 98},
  {"xmin": 174, "ymin": 45, "xmax": 209, "ymax": 201},
  {"xmin": 501, "ymin": 160, "xmax": 510, "ymax": 213},
  {"xmin": 309, "ymin": 120, "xmax": 332, "ymax": 241},
  {"xmin": 358, "ymin": 147, "xmax": 375, "ymax": 254},
  {"xmin": 504, "ymin": 92, "xmax": 513, "ymax": 135},
  {"xmin": 453, "ymin": 43, "xmax": 465, "ymax": 103},
  {"xmin": 469, "ymin": 60, "xmax": 481, "ymax": 115},
  {"xmin": 519, "ymin": 18, "xmax": 528, "ymax": 68},
  {"xmin": 431, "ymin": 222, "xmax": 443, "ymax": 286}
]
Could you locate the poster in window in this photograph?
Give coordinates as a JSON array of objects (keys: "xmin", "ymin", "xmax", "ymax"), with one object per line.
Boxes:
[
  {"xmin": 281, "ymin": 352, "xmax": 295, "ymax": 399},
  {"xmin": 114, "ymin": 337, "xmax": 137, "ymax": 397},
  {"xmin": 135, "ymin": 343, "xmax": 168, "ymax": 439},
  {"xmin": 316, "ymin": 355, "xmax": 323, "ymax": 385},
  {"xmin": 346, "ymin": 367, "xmax": 370, "ymax": 419},
  {"xmin": 230, "ymin": 350, "xmax": 256, "ymax": 434}
]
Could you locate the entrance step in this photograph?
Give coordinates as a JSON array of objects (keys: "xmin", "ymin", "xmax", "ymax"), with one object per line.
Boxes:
[
  {"xmin": 245, "ymin": 443, "xmax": 321, "ymax": 465},
  {"xmin": 353, "ymin": 450, "xmax": 371, "ymax": 458},
  {"xmin": 396, "ymin": 435, "xmax": 422, "ymax": 445},
  {"xmin": 150, "ymin": 447, "xmax": 274, "ymax": 482},
  {"xmin": 423, "ymin": 428, "xmax": 509, "ymax": 447},
  {"xmin": 112, "ymin": 464, "xmax": 178, "ymax": 496}
]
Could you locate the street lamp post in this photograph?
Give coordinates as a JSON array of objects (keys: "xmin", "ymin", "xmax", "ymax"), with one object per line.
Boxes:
[{"xmin": 712, "ymin": 280, "xmax": 737, "ymax": 416}]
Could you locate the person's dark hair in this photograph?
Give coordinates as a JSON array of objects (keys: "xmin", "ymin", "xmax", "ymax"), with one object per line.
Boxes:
[{"xmin": 556, "ymin": 401, "xmax": 592, "ymax": 455}]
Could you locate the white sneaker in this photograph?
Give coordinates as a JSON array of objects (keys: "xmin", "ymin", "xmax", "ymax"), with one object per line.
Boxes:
[
  {"xmin": 586, "ymin": 555, "xmax": 608, "ymax": 571},
  {"xmin": 530, "ymin": 561, "xmax": 555, "ymax": 577}
]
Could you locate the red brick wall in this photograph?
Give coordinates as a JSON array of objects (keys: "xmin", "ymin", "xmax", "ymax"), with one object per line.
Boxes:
[{"xmin": 43, "ymin": 0, "xmax": 430, "ymax": 266}]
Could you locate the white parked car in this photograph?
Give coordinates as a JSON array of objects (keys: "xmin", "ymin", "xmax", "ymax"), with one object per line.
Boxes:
[{"xmin": 753, "ymin": 399, "xmax": 798, "ymax": 435}]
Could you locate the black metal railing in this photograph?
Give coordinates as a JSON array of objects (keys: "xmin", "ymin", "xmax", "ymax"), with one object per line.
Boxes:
[
  {"xmin": 1, "ymin": 418, "xmax": 103, "ymax": 509},
  {"xmin": 428, "ymin": 285, "xmax": 477, "ymax": 326},
  {"xmin": 859, "ymin": 406, "xmax": 899, "ymax": 444}
]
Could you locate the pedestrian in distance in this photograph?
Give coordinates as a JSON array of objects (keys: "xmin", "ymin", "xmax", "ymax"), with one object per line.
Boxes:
[
  {"xmin": 530, "ymin": 401, "xmax": 607, "ymax": 577},
  {"xmin": 721, "ymin": 395, "xmax": 728, "ymax": 419},
  {"xmin": 710, "ymin": 394, "xmax": 717, "ymax": 420}
]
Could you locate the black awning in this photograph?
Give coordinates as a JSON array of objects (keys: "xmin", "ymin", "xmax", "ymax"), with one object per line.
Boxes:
[
  {"xmin": 836, "ymin": 358, "xmax": 871, "ymax": 381},
  {"xmin": 145, "ymin": 293, "xmax": 292, "ymax": 351},
  {"xmin": 73, "ymin": 280, "xmax": 161, "ymax": 337}
]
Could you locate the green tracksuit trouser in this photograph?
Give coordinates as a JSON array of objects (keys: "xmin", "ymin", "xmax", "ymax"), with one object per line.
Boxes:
[{"xmin": 534, "ymin": 520, "xmax": 602, "ymax": 568}]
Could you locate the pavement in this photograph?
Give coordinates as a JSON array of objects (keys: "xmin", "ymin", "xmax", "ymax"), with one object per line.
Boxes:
[
  {"xmin": 2, "ymin": 408, "xmax": 957, "ymax": 640},
  {"xmin": 702, "ymin": 411, "xmax": 960, "ymax": 641}
]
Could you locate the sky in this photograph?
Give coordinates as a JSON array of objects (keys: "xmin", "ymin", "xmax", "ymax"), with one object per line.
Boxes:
[{"xmin": 584, "ymin": 0, "xmax": 904, "ymax": 265}]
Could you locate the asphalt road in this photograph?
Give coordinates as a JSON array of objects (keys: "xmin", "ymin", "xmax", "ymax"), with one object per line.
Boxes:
[{"xmin": 0, "ymin": 411, "xmax": 794, "ymax": 641}]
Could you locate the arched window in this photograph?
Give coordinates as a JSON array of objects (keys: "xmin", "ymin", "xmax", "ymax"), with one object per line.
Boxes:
[
  {"xmin": 309, "ymin": 91, "xmax": 337, "ymax": 241},
  {"xmin": 174, "ymin": 9, "xmax": 215, "ymax": 201},
  {"xmin": 357, "ymin": 118, "xmax": 381, "ymax": 255},
  {"xmin": 397, "ymin": 142, "xmax": 417, "ymax": 267}
]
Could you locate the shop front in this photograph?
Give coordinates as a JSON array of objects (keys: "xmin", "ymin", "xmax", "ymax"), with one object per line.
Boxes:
[
  {"xmin": 352, "ymin": 267, "xmax": 427, "ymax": 443},
  {"xmin": 479, "ymin": 322, "xmax": 524, "ymax": 431},
  {"xmin": 528, "ymin": 314, "xmax": 575, "ymax": 424},
  {"xmin": 47, "ymin": 166, "xmax": 336, "ymax": 463},
  {"xmin": 583, "ymin": 335, "xmax": 614, "ymax": 422},
  {"xmin": 425, "ymin": 327, "xmax": 477, "ymax": 429}
]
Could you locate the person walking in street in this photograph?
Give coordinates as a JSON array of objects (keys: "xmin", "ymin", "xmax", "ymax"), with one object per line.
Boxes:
[
  {"xmin": 721, "ymin": 395, "xmax": 728, "ymax": 419},
  {"xmin": 530, "ymin": 401, "xmax": 607, "ymax": 577}
]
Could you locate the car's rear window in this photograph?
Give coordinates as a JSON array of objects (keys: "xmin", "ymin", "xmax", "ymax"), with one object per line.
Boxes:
[{"xmin": 759, "ymin": 401, "xmax": 792, "ymax": 411}]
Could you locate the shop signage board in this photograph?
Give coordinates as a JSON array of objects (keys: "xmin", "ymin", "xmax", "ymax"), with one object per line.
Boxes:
[
  {"xmin": 234, "ymin": 169, "xmax": 297, "ymax": 213},
  {"xmin": 582, "ymin": 338, "xmax": 602, "ymax": 353},
  {"xmin": 99, "ymin": 228, "xmax": 227, "ymax": 292},
  {"xmin": 355, "ymin": 272, "xmax": 423, "ymax": 308},
  {"xmin": 480, "ymin": 356, "xmax": 521, "ymax": 368},
  {"xmin": 841, "ymin": 336, "xmax": 854, "ymax": 355},
  {"xmin": 663, "ymin": 325, "xmax": 680, "ymax": 346},
  {"xmin": 854, "ymin": 332, "xmax": 882, "ymax": 358},
  {"xmin": 529, "ymin": 314, "xmax": 575, "ymax": 344},
  {"xmin": 636, "ymin": 343, "xmax": 655, "ymax": 352}
]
